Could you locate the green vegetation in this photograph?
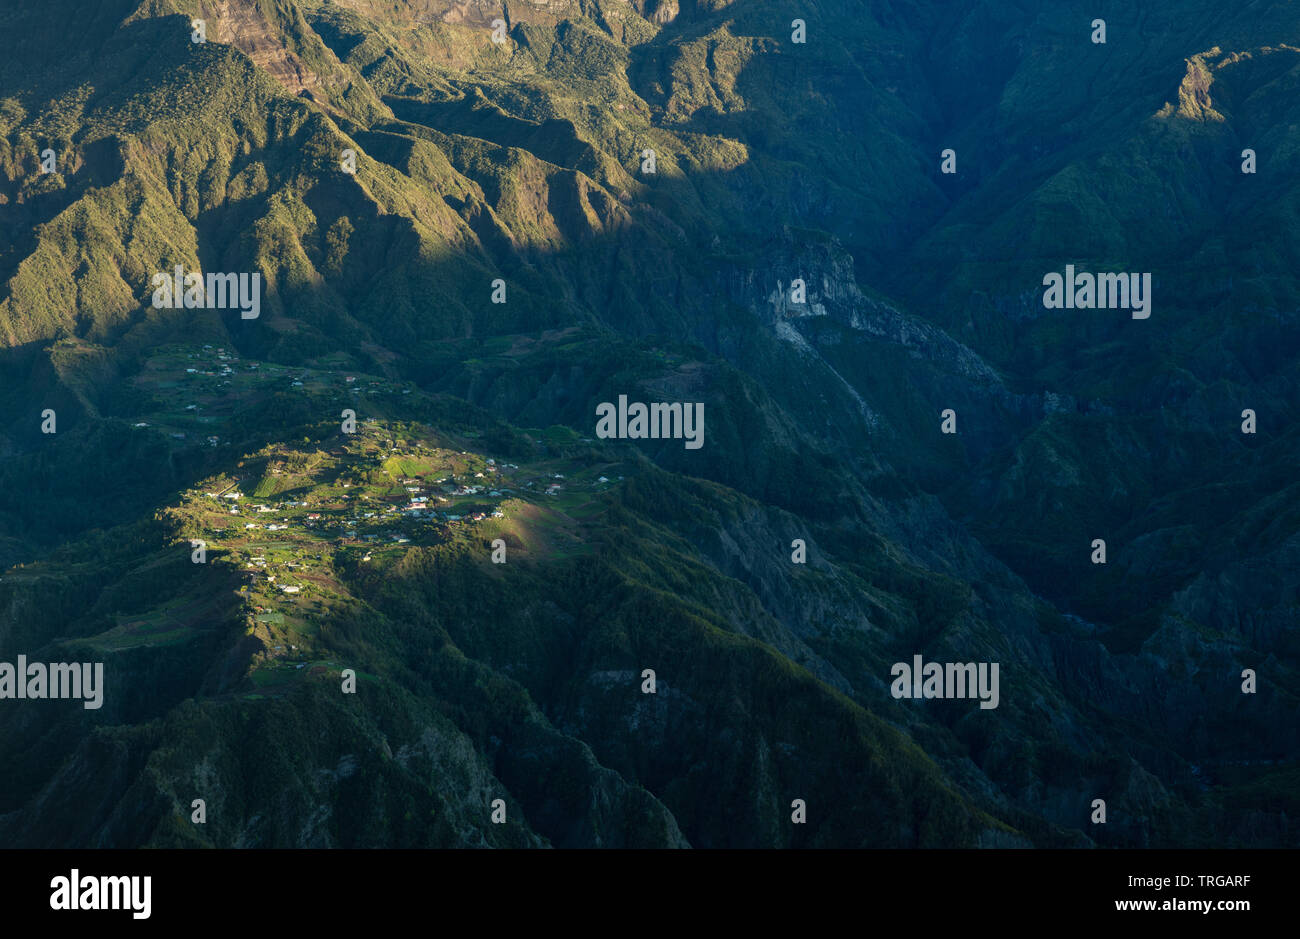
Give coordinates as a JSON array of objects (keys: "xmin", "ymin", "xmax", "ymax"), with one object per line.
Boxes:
[{"xmin": 0, "ymin": 0, "xmax": 1295, "ymax": 848}]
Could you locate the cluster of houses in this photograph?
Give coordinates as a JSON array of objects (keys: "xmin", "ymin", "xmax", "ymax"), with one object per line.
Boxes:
[
  {"xmin": 192, "ymin": 442, "xmax": 576, "ymax": 628},
  {"xmin": 200, "ymin": 456, "xmax": 515, "ymax": 558},
  {"xmin": 184, "ymin": 345, "xmax": 240, "ymax": 381},
  {"xmin": 238, "ymin": 554, "xmax": 306, "ymax": 597},
  {"xmin": 132, "ymin": 346, "xmax": 253, "ymax": 444}
]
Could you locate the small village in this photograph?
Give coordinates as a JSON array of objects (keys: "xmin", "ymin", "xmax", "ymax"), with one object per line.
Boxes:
[
  {"xmin": 128, "ymin": 343, "xmax": 418, "ymax": 446},
  {"xmin": 121, "ymin": 343, "xmax": 627, "ymax": 691},
  {"xmin": 186, "ymin": 436, "xmax": 603, "ymax": 603}
]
